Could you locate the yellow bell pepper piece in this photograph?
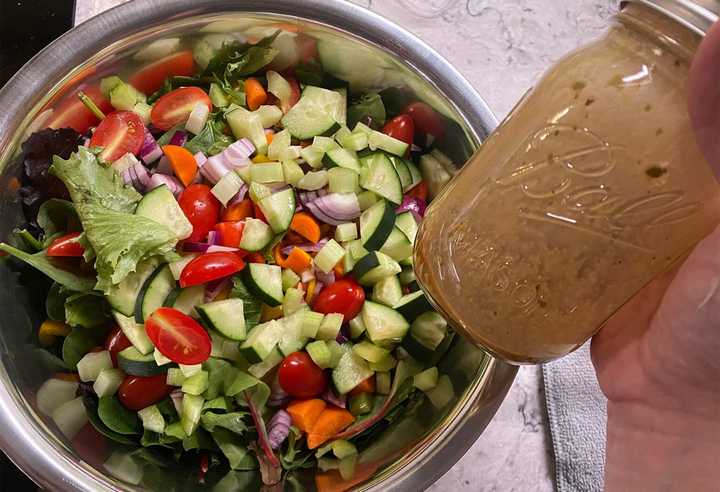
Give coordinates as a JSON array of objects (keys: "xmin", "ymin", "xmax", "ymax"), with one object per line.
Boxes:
[{"xmin": 38, "ymin": 320, "xmax": 71, "ymax": 347}]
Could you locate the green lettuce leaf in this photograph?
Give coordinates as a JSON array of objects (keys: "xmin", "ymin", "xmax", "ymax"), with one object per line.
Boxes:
[
  {"xmin": 50, "ymin": 146, "xmax": 141, "ymax": 213},
  {"xmin": 77, "ymin": 203, "xmax": 178, "ymax": 292},
  {"xmin": 185, "ymin": 118, "xmax": 233, "ymax": 156},
  {"xmin": 37, "ymin": 198, "xmax": 80, "ymax": 238},
  {"xmin": 203, "ymin": 32, "xmax": 280, "ymax": 82},
  {"xmin": 201, "ymin": 411, "xmax": 249, "ymax": 435},
  {"xmin": 0, "ymin": 243, "xmax": 96, "ymax": 291},
  {"xmin": 211, "ymin": 428, "xmax": 256, "ymax": 470},
  {"xmin": 62, "ymin": 325, "xmax": 108, "ymax": 369}
]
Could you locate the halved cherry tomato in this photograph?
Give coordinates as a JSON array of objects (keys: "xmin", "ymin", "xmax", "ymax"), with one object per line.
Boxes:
[
  {"xmin": 403, "ymin": 102, "xmax": 445, "ymax": 139},
  {"xmin": 280, "ymin": 75, "xmax": 301, "ymax": 113},
  {"xmin": 145, "ymin": 307, "xmax": 212, "ymax": 364},
  {"xmin": 215, "ymin": 221, "xmax": 245, "ymax": 248},
  {"xmin": 178, "ymin": 184, "xmax": 221, "ymax": 242},
  {"xmin": 278, "ymin": 351, "xmax": 327, "ymax": 398},
  {"xmin": 46, "ymin": 232, "xmax": 84, "ymax": 257},
  {"xmin": 117, "ymin": 374, "xmax": 173, "ymax": 411},
  {"xmin": 130, "ymin": 50, "xmax": 195, "ymax": 95},
  {"xmin": 406, "ymin": 180, "xmax": 428, "ymax": 201},
  {"xmin": 47, "ymin": 85, "xmax": 113, "ymax": 134},
  {"xmin": 382, "ymin": 114, "xmax": 415, "ymax": 148},
  {"xmin": 179, "ymin": 252, "xmax": 246, "ymax": 288},
  {"xmin": 104, "ymin": 326, "xmax": 132, "ymax": 367},
  {"xmin": 312, "ymin": 278, "xmax": 365, "ymax": 322},
  {"xmin": 151, "ymin": 87, "xmax": 212, "ymax": 131},
  {"xmin": 89, "ymin": 111, "xmax": 145, "ymax": 162}
]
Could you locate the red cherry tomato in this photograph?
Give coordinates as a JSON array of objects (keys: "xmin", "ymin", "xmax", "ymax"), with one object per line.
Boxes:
[
  {"xmin": 47, "ymin": 85, "xmax": 114, "ymax": 134},
  {"xmin": 179, "ymin": 252, "xmax": 246, "ymax": 288},
  {"xmin": 402, "ymin": 102, "xmax": 446, "ymax": 139},
  {"xmin": 145, "ymin": 307, "xmax": 212, "ymax": 364},
  {"xmin": 406, "ymin": 181, "xmax": 428, "ymax": 202},
  {"xmin": 104, "ymin": 326, "xmax": 132, "ymax": 367},
  {"xmin": 296, "ymin": 33, "xmax": 318, "ymax": 63},
  {"xmin": 383, "ymin": 114, "xmax": 415, "ymax": 151},
  {"xmin": 312, "ymin": 278, "xmax": 366, "ymax": 322},
  {"xmin": 151, "ymin": 87, "xmax": 212, "ymax": 131},
  {"xmin": 89, "ymin": 111, "xmax": 145, "ymax": 162},
  {"xmin": 178, "ymin": 184, "xmax": 221, "ymax": 242},
  {"xmin": 130, "ymin": 50, "xmax": 195, "ymax": 95},
  {"xmin": 278, "ymin": 352, "xmax": 327, "ymax": 398},
  {"xmin": 252, "ymin": 202, "xmax": 267, "ymax": 223},
  {"xmin": 46, "ymin": 232, "xmax": 84, "ymax": 257},
  {"xmin": 71, "ymin": 423, "xmax": 108, "ymax": 469},
  {"xmin": 215, "ymin": 221, "xmax": 245, "ymax": 248},
  {"xmin": 117, "ymin": 374, "xmax": 173, "ymax": 411}
]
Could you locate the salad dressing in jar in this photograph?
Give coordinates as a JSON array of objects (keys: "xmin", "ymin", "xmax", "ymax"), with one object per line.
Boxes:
[{"xmin": 415, "ymin": 1, "xmax": 720, "ymax": 363}]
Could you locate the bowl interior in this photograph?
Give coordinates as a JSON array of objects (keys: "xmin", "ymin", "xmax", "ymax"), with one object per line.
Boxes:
[{"xmin": 0, "ymin": 7, "xmax": 511, "ymax": 491}]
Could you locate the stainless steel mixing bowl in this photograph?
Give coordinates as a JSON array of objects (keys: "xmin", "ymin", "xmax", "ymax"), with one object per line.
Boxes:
[{"xmin": 0, "ymin": 1, "xmax": 517, "ymax": 490}]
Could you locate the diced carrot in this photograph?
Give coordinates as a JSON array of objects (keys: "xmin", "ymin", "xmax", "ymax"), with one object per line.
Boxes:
[
  {"xmin": 290, "ymin": 212, "xmax": 321, "ymax": 243},
  {"xmin": 162, "ymin": 145, "xmax": 198, "ymax": 186},
  {"xmin": 348, "ymin": 375, "xmax": 375, "ymax": 397},
  {"xmin": 307, "ymin": 407, "xmax": 355, "ymax": 449},
  {"xmin": 222, "ymin": 199, "xmax": 254, "ymax": 221},
  {"xmin": 53, "ymin": 372, "xmax": 80, "ymax": 382},
  {"xmin": 265, "ymin": 129, "xmax": 275, "ymax": 145},
  {"xmin": 333, "ymin": 262, "xmax": 344, "ymax": 277},
  {"xmin": 286, "ymin": 399, "xmax": 327, "ymax": 433},
  {"xmin": 315, "ymin": 463, "xmax": 380, "ymax": 492},
  {"xmin": 245, "ymin": 78, "xmax": 268, "ymax": 111},
  {"xmin": 273, "ymin": 244, "xmax": 288, "ymax": 268},
  {"xmin": 285, "ymin": 247, "xmax": 313, "ymax": 275},
  {"xmin": 247, "ymin": 252, "xmax": 266, "ymax": 264}
]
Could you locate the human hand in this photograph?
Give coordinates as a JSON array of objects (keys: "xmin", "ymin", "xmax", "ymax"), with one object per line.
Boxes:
[{"xmin": 591, "ymin": 20, "xmax": 720, "ymax": 492}]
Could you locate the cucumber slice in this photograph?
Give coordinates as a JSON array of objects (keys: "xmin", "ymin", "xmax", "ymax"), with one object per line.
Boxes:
[
  {"xmin": 248, "ymin": 347, "xmax": 284, "ymax": 378},
  {"xmin": 316, "ymin": 313, "xmax": 343, "ymax": 341},
  {"xmin": 413, "ymin": 367, "xmax": 439, "ymax": 391},
  {"xmin": 258, "ymin": 188, "xmax": 296, "ymax": 233},
  {"xmin": 359, "ymin": 153, "xmax": 403, "ymax": 205},
  {"xmin": 135, "ymin": 184, "xmax": 192, "ymax": 240},
  {"xmin": 348, "ymin": 315, "xmax": 366, "ymax": 339},
  {"xmin": 424, "ymin": 374, "xmax": 455, "ymax": 409},
  {"xmin": 379, "ymin": 227, "xmax": 413, "ymax": 262},
  {"xmin": 242, "ymin": 263, "xmax": 283, "ymax": 307},
  {"xmin": 197, "ymin": 299, "xmax": 246, "ymax": 341},
  {"xmin": 395, "ymin": 212, "xmax": 419, "ymax": 244},
  {"xmin": 250, "ymin": 162, "xmax": 284, "ymax": 184},
  {"xmin": 368, "ymin": 130, "xmax": 408, "ymax": 157},
  {"xmin": 361, "ymin": 301, "xmax": 409, "ymax": 343},
  {"xmin": 181, "ymin": 394, "xmax": 204, "ymax": 436},
  {"xmin": 166, "ymin": 367, "xmax": 186, "ymax": 386},
  {"xmin": 283, "ymin": 287, "xmax": 306, "ymax": 316},
  {"xmin": 335, "ymin": 223, "xmax": 358, "ymax": 242},
  {"xmin": 328, "ymin": 168, "xmax": 360, "ymax": 195},
  {"xmin": 278, "ymin": 310, "xmax": 307, "ymax": 355},
  {"xmin": 239, "ymin": 218, "xmax": 273, "ymax": 252},
  {"xmin": 323, "ymin": 148, "xmax": 361, "ymax": 172},
  {"xmin": 182, "ymin": 370, "xmax": 209, "ymax": 395},
  {"xmin": 249, "ymin": 182, "xmax": 272, "ymax": 203},
  {"xmin": 405, "ymin": 159, "xmax": 422, "ymax": 189},
  {"xmin": 371, "ymin": 275, "xmax": 403, "ymax": 307},
  {"xmin": 52, "ymin": 397, "xmax": 88, "ymax": 439},
  {"xmin": 103, "ymin": 452, "xmax": 143, "ymax": 485},
  {"xmin": 118, "ymin": 346, "xmax": 166, "ymax": 376},
  {"xmin": 392, "ymin": 291, "xmax": 433, "ymax": 322},
  {"xmin": 359, "ymin": 199, "xmax": 395, "ymax": 251},
  {"xmin": 172, "ymin": 285, "xmax": 205, "ymax": 317},
  {"xmin": 281, "ymin": 268, "xmax": 301, "ymax": 292},
  {"xmin": 389, "ymin": 156, "xmax": 413, "ymax": 191},
  {"xmin": 93, "ymin": 369, "xmax": 124, "ymax": 398},
  {"xmin": 138, "ymin": 405, "xmax": 165, "ymax": 433},
  {"xmin": 107, "ymin": 259, "xmax": 159, "ymax": 317},
  {"xmin": 332, "ymin": 346, "xmax": 374, "ymax": 395},
  {"xmin": 419, "ymin": 153, "xmax": 452, "ymax": 199},
  {"xmin": 239, "ymin": 320, "xmax": 283, "ymax": 363},
  {"xmin": 357, "ymin": 190, "xmax": 379, "ymax": 211},
  {"xmin": 306, "ymin": 340, "xmax": 332, "ymax": 369},
  {"xmin": 282, "ymin": 86, "xmax": 344, "ymax": 139},
  {"xmin": 113, "ymin": 311, "xmax": 154, "ymax": 355},
  {"xmin": 314, "ymin": 239, "xmax": 346, "ymax": 274},
  {"xmin": 302, "ymin": 311, "xmax": 324, "ymax": 338},
  {"xmin": 227, "ymin": 107, "xmax": 268, "ymax": 155},
  {"xmin": 369, "ymin": 353, "xmax": 397, "ymax": 372},
  {"xmin": 352, "ymin": 341, "xmax": 390, "ymax": 363},
  {"xmin": 37, "ymin": 378, "xmax": 79, "ymax": 417},
  {"xmin": 352, "ymin": 251, "xmax": 401, "ymax": 286},
  {"xmin": 136, "ymin": 265, "xmax": 175, "ymax": 323},
  {"xmin": 376, "ymin": 371, "xmax": 391, "ymax": 395},
  {"xmin": 77, "ymin": 351, "xmax": 113, "ymax": 382},
  {"xmin": 283, "ymin": 161, "xmax": 304, "ymax": 186}
]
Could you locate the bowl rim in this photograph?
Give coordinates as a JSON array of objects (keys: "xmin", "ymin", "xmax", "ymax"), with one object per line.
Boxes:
[{"xmin": 0, "ymin": 1, "xmax": 514, "ymax": 490}]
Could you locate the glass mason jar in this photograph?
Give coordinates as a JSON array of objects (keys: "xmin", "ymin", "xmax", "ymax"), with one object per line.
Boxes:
[{"xmin": 415, "ymin": 1, "xmax": 720, "ymax": 363}]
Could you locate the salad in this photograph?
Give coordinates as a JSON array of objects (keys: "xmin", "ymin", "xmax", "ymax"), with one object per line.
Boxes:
[{"xmin": 3, "ymin": 27, "xmax": 461, "ymax": 490}]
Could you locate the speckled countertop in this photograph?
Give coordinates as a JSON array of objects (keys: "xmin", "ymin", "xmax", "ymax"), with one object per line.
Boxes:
[{"xmin": 76, "ymin": 2, "xmax": 617, "ymax": 490}]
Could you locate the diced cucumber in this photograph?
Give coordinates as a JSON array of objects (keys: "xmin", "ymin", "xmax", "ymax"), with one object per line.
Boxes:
[
  {"xmin": 37, "ymin": 378, "xmax": 78, "ymax": 417},
  {"xmin": 109, "ymin": 82, "xmax": 141, "ymax": 111},
  {"xmin": 103, "ymin": 452, "xmax": 143, "ymax": 485},
  {"xmin": 359, "ymin": 199, "xmax": 395, "ymax": 250},
  {"xmin": 361, "ymin": 301, "xmax": 409, "ymax": 343},
  {"xmin": 211, "ymin": 170, "xmax": 244, "ymax": 206},
  {"xmin": 267, "ymin": 71, "xmax": 291, "ymax": 108},
  {"xmin": 419, "ymin": 153, "xmax": 452, "ymax": 199},
  {"xmin": 118, "ymin": 346, "xmax": 165, "ymax": 376},
  {"xmin": 332, "ymin": 440, "xmax": 357, "ymax": 459},
  {"xmin": 314, "ymin": 239, "xmax": 345, "ymax": 273},
  {"xmin": 360, "ymin": 153, "xmax": 403, "ymax": 205},
  {"xmin": 168, "ymin": 254, "xmax": 198, "ymax": 282},
  {"xmin": 242, "ymin": 263, "xmax": 283, "ymax": 306},
  {"xmin": 181, "ymin": 394, "xmax": 204, "ymax": 436},
  {"xmin": 172, "ymin": 285, "xmax": 205, "ymax": 317},
  {"xmin": 282, "ymin": 160, "xmax": 304, "ymax": 186},
  {"xmin": 296, "ymin": 170, "xmax": 328, "ymax": 190},
  {"xmin": 328, "ymin": 167, "xmax": 359, "ymax": 194},
  {"xmin": 135, "ymin": 184, "xmax": 192, "ymax": 240},
  {"xmin": 345, "ymin": 239, "xmax": 368, "ymax": 261},
  {"xmin": 165, "ymin": 421, "xmax": 185, "ymax": 439},
  {"xmin": 209, "ymin": 83, "xmax": 229, "ymax": 107},
  {"xmin": 197, "ymin": 299, "xmax": 246, "ymax": 341},
  {"xmin": 182, "ymin": 370, "xmax": 209, "ymax": 395},
  {"xmin": 227, "ymin": 107, "xmax": 267, "ymax": 155},
  {"xmin": 389, "ymin": 156, "xmax": 413, "ymax": 191},
  {"xmin": 278, "ymin": 310, "xmax": 307, "ymax": 355},
  {"xmin": 332, "ymin": 347, "xmax": 374, "ymax": 395},
  {"xmin": 393, "ymin": 291, "xmax": 433, "ymax": 322},
  {"xmin": 424, "ymin": 374, "xmax": 454, "ymax": 409},
  {"xmin": 369, "ymin": 353, "xmax": 397, "ymax": 372},
  {"xmin": 281, "ymin": 268, "xmax": 301, "ymax": 291},
  {"xmin": 283, "ymin": 287, "xmax": 306, "ymax": 316},
  {"xmin": 376, "ymin": 371, "xmax": 391, "ymax": 395},
  {"xmin": 405, "ymin": 159, "xmax": 422, "ymax": 188},
  {"xmin": 239, "ymin": 218, "xmax": 274, "ymax": 252},
  {"xmin": 302, "ymin": 311, "xmax": 324, "ymax": 338},
  {"xmin": 348, "ymin": 315, "xmax": 366, "ymax": 339},
  {"xmin": 248, "ymin": 347, "xmax": 284, "ymax": 378},
  {"xmin": 209, "ymin": 332, "xmax": 242, "ymax": 362},
  {"xmin": 93, "ymin": 369, "xmax": 125, "ymax": 398},
  {"xmin": 166, "ymin": 367, "xmax": 186, "ymax": 386},
  {"xmin": 411, "ymin": 312, "xmax": 447, "ymax": 350},
  {"xmin": 300, "ymin": 146, "xmax": 325, "ymax": 168},
  {"xmin": 249, "ymin": 182, "xmax": 272, "ymax": 203},
  {"xmin": 138, "ymin": 405, "xmax": 165, "ymax": 433},
  {"xmin": 339, "ymin": 454, "xmax": 358, "ymax": 480},
  {"xmin": 372, "ymin": 275, "xmax": 403, "ymax": 307},
  {"xmin": 357, "ymin": 190, "xmax": 379, "ymax": 211},
  {"xmin": 100, "ymin": 76, "xmax": 123, "ymax": 97},
  {"xmin": 337, "ymin": 131, "xmax": 368, "ymax": 152},
  {"xmin": 316, "ymin": 313, "xmax": 343, "ymax": 340},
  {"xmin": 323, "ymin": 148, "xmax": 360, "ymax": 172},
  {"xmin": 398, "ymin": 267, "xmax": 416, "ymax": 286},
  {"xmin": 352, "ymin": 341, "xmax": 389, "ymax": 363},
  {"xmin": 255, "ymin": 105, "xmax": 283, "ymax": 128},
  {"xmin": 179, "ymin": 363, "xmax": 202, "ymax": 377},
  {"xmin": 259, "ymin": 188, "xmax": 296, "ymax": 233},
  {"xmin": 77, "ymin": 351, "xmax": 113, "ymax": 382},
  {"xmin": 52, "ymin": 397, "xmax": 88, "ymax": 439},
  {"xmin": 282, "ymin": 86, "xmax": 344, "ymax": 139},
  {"xmin": 239, "ymin": 320, "xmax": 283, "ymax": 363},
  {"xmin": 413, "ymin": 367, "xmax": 439, "ymax": 391},
  {"xmin": 335, "ymin": 223, "xmax": 358, "ymax": 242},
  {"xmin": 352, "ymin": 251, "xmax": 401, "ymax": 286},
  {"xmin": 250, "ymin": 162, "xmax": 284, "ymax": 184},
  {"xmin": 368, "ymin": 130, "xmax": 408, "ymax": 157},
  {"xmin": 113, "ymin": 311, "xmax": 153, "ymax": 355},
  {"xmin": 395, "ymin": 212, "xmax": 419, "ymax": 244},
  {"xmin": 133, "ymin": 102, "xmax": 152, "ymax": 125},
  {"xmin": 326, "ymin": 340, "xmax": 344, "ymax": 368},
  {"xmin": 136, "ymin": 265, "xmax": 175, "ymax": 323},
  {"xmin": 380, "ymin": 227, "xmax": 413, "ymax": 262},
  {"xmin": 312, "ymin": 136, "xmax": 340, "ymax": 152},
  {"xmin": 306, "ymin": 340, "xmax": 332, "ymax": 369},
  {"xmin": 107, "ymin": 259, "xmax": 159, "ymax": 317}
]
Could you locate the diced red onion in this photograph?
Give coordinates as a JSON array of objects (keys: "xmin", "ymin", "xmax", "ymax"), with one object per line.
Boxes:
[
  {"xmin": 148, "ymin": 173, "xmax": 183, "ymax": 196},
  {"xmin": 139, "ymin": 130, "xmax": 162, "ymax": 164},
  {"xmin": 169, "ymin": 130, "xmax": 188, "ymax": 147},
  {"xmin": 315, "ymin": 268, "xmax": 336, "ymax": 286},
  {"xmin": 205, "ymin": 278, "xmax": 231, "ymax": 302},
  {"xmin": 131, "ymin": 162, "xmax": 151, "ymax": 189},
  {"xmin": 170, "ymin": 390, "xmax": 183, "ymax": 415},
  {"xmin": 336, "ymin": 326, "xmax": 349, "ymax": 344},
  {"xmin": 121, "ymin": 168, "xmax": 133, "ymax": 185},
  {"xmin": 226, "ymin": 184, "xmax": 248, "ymax": 207},
  {"xmin": 313, "ymin": 193, "xmax": 361, "ymax": 222},
  {"xmin": 267, "ymin": 410, "xmax": 291, "ymax": 450},
  {"xmin": 298, "ymin": 192, "xmax": 318, "ymax": 206},
  {"xmin": 396, "ymin": 195, "xmax": 427, "ymax": 220},
  {"xmin": 281, "ymin": 239, "xmax": 328, "ymax": 256},
  {"xmin": 207, "ymin": 245, "xmax": 240, "ymax": 253},
  {"xmin": 305, "ymin": 201, "xmax": 346, "ymax": 226},
  {"xmin": 300, "ymin": 270, "xmax": 315, "ymax": 283},
  {"xmin": 227, "ymin": 138, "xmax": 255, "ymax": 159},
  {"xmin": 316, "ymin": 189, "xmax": 328, "ymax": 198},
  {"xmin": 155, "ymin": 155, "xmax": 173, "ymax": 175},
  {"xmin": 182, "ymin": 242, "xmax": 212, "ymax": 253},
  {"xmin": 268, "ymin": 378, "xmax": 289, "ymax": 408},
  {"xmin": 322, "ymin": 388, "xmax": 346, "ymax": 409},
  {"xmin": 82, "ymin": 137, "xmax": 91, "ymax": 147},
  {"xmin": 207, "ymin": 230, "xmax": 218, "ymax": 246},
  {"xmin": 200, "ymin": 154, "xmax": 232, "ymax": 184},
  {"xmin": 194, "ymin": 151, "xmax": 208, "ymax": 168}
]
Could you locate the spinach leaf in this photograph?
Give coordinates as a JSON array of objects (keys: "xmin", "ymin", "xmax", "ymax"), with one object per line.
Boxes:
[
  {"xmin": 213, "ymin": 469, "xmax": 263, "ymax": 491},
  {"xmin": 0, "ymin": 243, "xmax": 96, "ymax": 292},
  {"xmin": 201, "ymin": 411, "xmax": 249, "ymax": 435},
  {"xmin": 204, "ymin": 358, "xmax": 232, "ymax": 401},
  {"xmin": 64, "ymin": 291, "xmax": 111, "ymax": 328},
  {"xmin": 211, "ymin": 428, "xmax": 256, "ymax": 470},
  {"xmin": 147, "ymin": 76, "xmax": 208, "ymax": 104},
  {"xmin": 378, "ymin": 87, "xmax": 411, "ymax": 117},
  {"xmin": 37, "ymin": 198, "xmax": 80, "ymax": 238},
  {"xmin": 182, "ymin": 427, "xmax": 217, "ymax": 452},
  {"xmin": 347, "ymin": 92, "xmax": 386, "ymax": 129},
  {"xmin": 131, "ymin": 447, "xmax": 177, "ymax": 469},
  {"xmin": 46, "ymin": 282, "xmax": 72, "ymax": 321},
  {"xmin": 98, "ymin": 396, "xmax": 142, "ymax": 435},
  {"xmin": 230, "ymin": 276, "xmax": 262, "ymax": 330},
  {"xmin": 224, "ymin": 368, "xmax": 270, "ymax": 410},
  {"xmin": 203, "ymin": 32, "xmax": 280, "ymax": 83},
  {"xmin": 80, "ymin": 388, "xmax": 138, "ymax": 445},
  {"xmin": 294, "ymin": 60, "xmax": 347, "ymax": 89},
  {"xmin": 280, "ymin": 426, "xmax": 315, "ymax": 471},
  {"xmin": 62, "ymin": 326, "xmax": 106, "ymax": 369},
  {"xmin": 141, "ymin": 430, "xmax": 180, "ymax": 450}
]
